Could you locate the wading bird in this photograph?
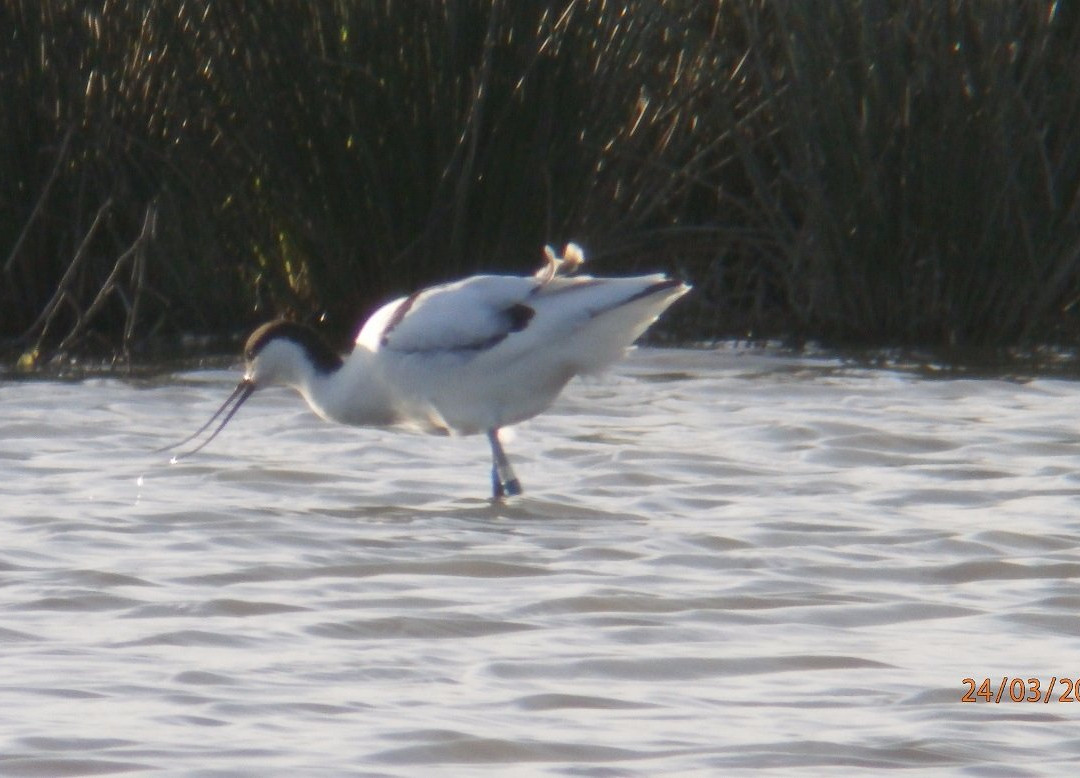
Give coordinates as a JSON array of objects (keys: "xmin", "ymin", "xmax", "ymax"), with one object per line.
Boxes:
[{"xmin": 161, "ymin": 244, "xmax": 689, "ymax": 498}]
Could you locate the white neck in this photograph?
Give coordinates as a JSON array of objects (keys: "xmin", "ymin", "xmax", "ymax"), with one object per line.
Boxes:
[{"xmin": 295, "ymin": 346, "xmax": 399, "ymax": 427}]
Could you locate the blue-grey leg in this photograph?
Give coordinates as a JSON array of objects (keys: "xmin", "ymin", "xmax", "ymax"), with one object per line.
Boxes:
[{"xmin": 487, "ymin": 428, "xmax": 522, "ymax": 498}]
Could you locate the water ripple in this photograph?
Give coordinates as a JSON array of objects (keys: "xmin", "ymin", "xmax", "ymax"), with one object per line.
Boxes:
[{"xmin": 2, "ymin": 350, "xmax": 1079, "ymax": 774}]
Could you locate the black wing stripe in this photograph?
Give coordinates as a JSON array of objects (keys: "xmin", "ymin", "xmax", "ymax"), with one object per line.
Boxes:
[
  {"xmin": 380, "ymin": 291, "xmax": 422, "ymax": 346},
  {"xmin": 589, "ymin": 277, "xmax": 682, "ymax": 318},
  {"xmin": 387, "ymin": 303, "xmax": 536, "ymax": 355}
]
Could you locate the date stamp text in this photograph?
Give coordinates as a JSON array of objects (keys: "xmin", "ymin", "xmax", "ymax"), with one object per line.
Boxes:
[{"xmin": 962, "ymin": 677, "xmax": 1080, "ymax": 703}]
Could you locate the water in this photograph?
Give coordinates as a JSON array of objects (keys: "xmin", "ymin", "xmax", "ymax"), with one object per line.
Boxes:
[{"xmin": 2, "ymin": 347, "xmax": 1079, "ymax": 776}]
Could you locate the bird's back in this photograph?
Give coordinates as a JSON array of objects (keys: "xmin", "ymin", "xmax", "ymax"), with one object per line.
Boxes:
[
  {"xmin": 523, "ymin": 273, "xmax": 688, "ymax": 374},
  {"xmin": 356, "ymin": 267, "xmax": 688, "ymax": 434}
]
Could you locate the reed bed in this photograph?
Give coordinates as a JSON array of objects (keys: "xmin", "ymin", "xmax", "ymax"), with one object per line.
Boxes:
[{"xmin": 2, "ymin": 1, "xmax": 1078, "ymax": 365}]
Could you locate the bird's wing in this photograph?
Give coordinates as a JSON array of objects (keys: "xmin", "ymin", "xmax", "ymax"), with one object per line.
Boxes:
[
  {"xmin": 355, "ymin": 275, "xmax": 541, "ymax": 355},
  {"xmin": 356, "ymin": 272, "xmax": 681, "ymax": 359}
]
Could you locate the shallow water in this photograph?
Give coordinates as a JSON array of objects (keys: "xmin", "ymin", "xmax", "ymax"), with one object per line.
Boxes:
[{"xmin": 2, "ymin": 347, "xmax": 1080, "ymax": 776}]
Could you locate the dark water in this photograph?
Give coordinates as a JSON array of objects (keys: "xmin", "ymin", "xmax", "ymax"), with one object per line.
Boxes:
[{"xmin": 2, "ymin": 347, "xmax": 1079, "ymax": 775}]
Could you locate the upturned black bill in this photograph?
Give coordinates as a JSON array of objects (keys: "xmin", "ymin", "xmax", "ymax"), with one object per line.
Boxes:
[{"xmin": 154, "ymin": 379, "xmax": 255, "ymax": 461}]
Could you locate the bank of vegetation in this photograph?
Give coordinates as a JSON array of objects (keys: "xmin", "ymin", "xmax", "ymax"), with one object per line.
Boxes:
[{"xmin": 2, "ymin": 1, "xmax": 1078, "ymax": 366}]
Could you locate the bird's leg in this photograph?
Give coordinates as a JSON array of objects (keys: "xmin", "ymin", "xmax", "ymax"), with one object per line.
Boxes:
[{"xmin": 487, "ymin": 428, "xmax": 522, "ymax": 499}]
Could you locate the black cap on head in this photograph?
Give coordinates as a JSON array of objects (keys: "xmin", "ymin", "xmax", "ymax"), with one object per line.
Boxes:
[{"xmin": 244, "ymin": 320, "xmax": 343, "ymax": 375}]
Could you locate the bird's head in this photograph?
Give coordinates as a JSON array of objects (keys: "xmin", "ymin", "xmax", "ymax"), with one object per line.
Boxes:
[
  {"xmin": 157, "ymin": 320, "xmax": 342, "ymax": 461},
  {"xmin": 242, "ymin": 320, "xmax": 342, "ymax": 388}
]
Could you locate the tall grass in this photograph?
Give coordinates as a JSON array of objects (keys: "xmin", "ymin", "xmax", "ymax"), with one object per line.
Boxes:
[
  {"xmin": 2, "ymin": 1, "xmax": 1079, "ymax": 365},
  {"xmin": 734, "ymin": 1, "xmax": 1080, "ymax": 348}
]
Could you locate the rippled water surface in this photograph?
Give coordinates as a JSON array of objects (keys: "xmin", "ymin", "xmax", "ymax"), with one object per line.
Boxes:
[{"xmin": 3, "ymin": 347, "xmax": 1080, "ymax": 775}]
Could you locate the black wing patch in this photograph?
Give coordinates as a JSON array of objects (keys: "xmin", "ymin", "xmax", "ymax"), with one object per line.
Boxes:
[
  {"xmin": 505, "ymin": 303, "xmax": 534, "ymax": 332},
  {"xmin": 453, "ymin": 303, "xmax": 535, "ymax": 352},
  {"xmin": 383, "ymin": 302, "xmax": 536, "ymax": 355}
]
